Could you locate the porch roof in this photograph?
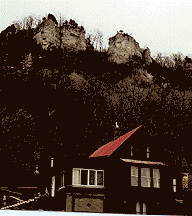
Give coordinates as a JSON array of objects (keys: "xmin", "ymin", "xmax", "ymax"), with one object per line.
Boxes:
[{"xmin": 121, "ymin": 158, "xmax": 166, "ymax": 165}]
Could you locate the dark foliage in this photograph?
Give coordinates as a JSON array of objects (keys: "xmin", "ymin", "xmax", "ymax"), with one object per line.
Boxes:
[
  {"xmin": 69, "ymin": 19, "xmax": 78, "ymax": 29},
  {"xmin": 47, "ymin": 13, "xmax": 58, "ymax": 25}
]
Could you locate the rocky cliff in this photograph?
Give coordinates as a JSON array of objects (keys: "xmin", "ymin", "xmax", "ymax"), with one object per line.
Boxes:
[
  {"xmin": 107, "ymin": 30, "xmax": 153, "ymax": 82},
  {"xmin": 33, "ymin": 18, "xmax": 60, "ymax": 51},
  {"xmin": 61, "ymin": 25, "xmax": 86, "ymax": 52},
  {"xmin": 107, "ymin": 30, "xmax": 152, "ymax": 66},
  {"xmin": 33, "ymin": 14, "xmax": 86, "ymax": 52}
]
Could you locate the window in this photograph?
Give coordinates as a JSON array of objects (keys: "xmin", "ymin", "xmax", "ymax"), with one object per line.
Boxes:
[
  {"xmin": 153, "ymin": 169, "xmax": 160, "ymax": 188},
  {"xmin": 147, "ymin": 147, "xmax": 150, "ymax": 158},
  {"xmin": 51, "ymin": 158, "xmax": 54, "ymax": 167},
  {"xmin": 136, "ymin": 202, "xmax": 146, "ymax": 214},
  {"xmin": 136, "ymin": 202, "xmax": 140, "ymax": 214},
  {"xmin": 143, "ymin": 203, "xmax": 146, "ymax": 215},
  {"xmin": 131, "ymin": 166, "xmax": 138, "ymax": 186},
  {"xmin": 72, "ymin": 168, "xmax": 104, "ymax": 187},
  {"xmin": 173, "ymin": 179, "xmax": 176, "ymax": 192},
  {"xmin": 97, "ymin": 170, "xmax": 104, "ymax": 186},
  {"xmin": 51, "ymin": 176, "xmax": 55, "ymax": 197},
  {"xmin": 131, "ymin": 146, "xmax": 133, "ymax": 156},
  {"xmin": 141, "ymin": 168, "xmax": 151, "ymax": 187}
]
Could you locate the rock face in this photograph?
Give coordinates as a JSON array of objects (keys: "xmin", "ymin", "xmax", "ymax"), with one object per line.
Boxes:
[
  {"xmin": 107, "ymin": 31, "xmax": 152, "ymax": 65},
  {"xmin": 33, "ymin": 17, "xmax": 60, "ymax": 51},
  {"xmin": 33, "ymin": 14, "xmax": 86, "ymax": 52},
  {"xmin": 142, "ymin": 47, "xmax": 153, "ymax": 66},
  {"xmin": 140, "ymin": 70, "xmax": 153, "ymax": 82},
  {"xmin": 61, "ymin": 25, "xmax": 86, "ymax": 52}
]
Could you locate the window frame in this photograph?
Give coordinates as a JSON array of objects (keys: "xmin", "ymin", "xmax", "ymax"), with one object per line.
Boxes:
[
  {"xmin": 72, "ymin": 168, "xmax": 104, "ymax": 188},
  {"xmin": 131, "ymin": 166, "xmax": 139, "ymax": 186},
  {"xmin": 131, "ymin": 146, "xmax": 133, "ymax": 156},
  {"xmin": 141, "ymin": 168, "xmax": 151, "ymax": 187},
  {"xmin": 147, "ymin": 147, "xmax": 150, "ymax": 158},
  {"xmin": 143, "ymin": 203, "xmax": 146, "ymax": 215},
  {"xmin": 136, "ymin": 202, "xmax": 140, "ymax": 214},
  {"xmin": 153, "ymin": 168, "xmax": 160, "ymax": 188},
  {"xmin": 173, "ymin": 178, "xmax": 176, "ymax": 192}
]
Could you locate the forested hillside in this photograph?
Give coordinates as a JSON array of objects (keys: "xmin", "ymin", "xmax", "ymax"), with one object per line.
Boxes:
[{"xmin": 0, "ymin": 13, "xmax": 192, "ymax": 186}]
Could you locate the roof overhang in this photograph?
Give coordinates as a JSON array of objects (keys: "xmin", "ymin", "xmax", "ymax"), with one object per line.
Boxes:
[{"xmin": 121, "ymin": 158, "xmax": 166, "ymax": 165}]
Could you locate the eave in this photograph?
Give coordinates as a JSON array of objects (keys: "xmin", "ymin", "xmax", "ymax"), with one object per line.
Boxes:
[{"xmin": 121, "ymin": 158, "xmax": 166, "ymax": 166}]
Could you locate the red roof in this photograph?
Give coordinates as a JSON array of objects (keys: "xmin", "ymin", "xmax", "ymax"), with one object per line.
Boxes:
[{"xmin": 90, "ymin": 125, "xmax": 142, "ymax": 157}]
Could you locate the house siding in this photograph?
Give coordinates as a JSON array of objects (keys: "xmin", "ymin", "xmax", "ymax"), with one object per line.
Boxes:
[{"xmin": 74, "ymin": 197, "xmax": 103, "ymax": 212}]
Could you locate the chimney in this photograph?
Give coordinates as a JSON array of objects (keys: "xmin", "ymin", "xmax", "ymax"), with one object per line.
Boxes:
[{"xmin": 114, "ymin": 122, "xmax": 120, "ymax": 141}]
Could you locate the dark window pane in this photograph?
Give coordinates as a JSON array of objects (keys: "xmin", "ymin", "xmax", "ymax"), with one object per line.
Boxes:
[
  {"xmin": 81, "ymin": 170, "xmax": 88, "ymax": 185},
  {"xmin": 89, "ymin": 170, "xmax": 96, "ymax": 185},
  {"xmin": 97, "ymin": 171, "xmax": 103, "ymax": 186}
]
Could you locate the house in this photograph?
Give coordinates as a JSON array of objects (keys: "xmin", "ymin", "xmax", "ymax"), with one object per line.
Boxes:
[{"xmin": 41, "ymin": 125, "xmax": 188, "ymax": 214}]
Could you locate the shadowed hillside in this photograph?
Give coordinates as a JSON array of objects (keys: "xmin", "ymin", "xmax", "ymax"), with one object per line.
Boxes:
[{"xmin": 0, "ymin": 13, "xmax": 192, "ymax": 187}]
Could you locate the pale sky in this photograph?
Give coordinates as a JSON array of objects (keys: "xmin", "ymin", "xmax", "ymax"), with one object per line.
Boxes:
[{"xmin": 0, "ymin": 0, "xmax": 192, "ymax": 58}]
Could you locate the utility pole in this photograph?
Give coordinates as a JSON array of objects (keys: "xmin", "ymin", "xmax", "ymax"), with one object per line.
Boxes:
[{"xmin": 51, "ymin": 157, "xmax": 55, "ymax": 197}]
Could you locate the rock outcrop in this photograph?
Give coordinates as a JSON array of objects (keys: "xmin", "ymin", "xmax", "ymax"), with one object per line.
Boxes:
[
  {"xmin": 33, "ymin": 14, "xmax": 86, "ymax": 52},
  {"xmin": 107, "ymin": 30, "xmax": 153, "ymax": 82},
  {"xmin": 33, "ymin": 16, "xmax": 60, "ymax": 51},
  {"xmin": 107, "ymin": 30, "xmax": 152, "ymax": 66},
  {"xmin": 60, "ymin": 25, "xmax": 86, "ymax": 52},
  {"xmin": 142, "ymin": 47, "xmax": 153, "ymax": 66},
  {"xmin": 140, "ymin": 70, "xmax": 153, "ymax": 82}
]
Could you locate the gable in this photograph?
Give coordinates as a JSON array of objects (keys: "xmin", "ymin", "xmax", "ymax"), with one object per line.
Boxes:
[{"xmin": 110, "ymin": 126, "xmax": 162, "ymax": 160}]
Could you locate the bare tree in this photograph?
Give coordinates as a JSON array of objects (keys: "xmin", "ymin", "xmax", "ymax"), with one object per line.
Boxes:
[
  {"xmin": 98, "ymin": 31, "xmax": 104, "ymax": 52},
  {"xmin": 154, "ymin": 52, "xmax": 175, "ymax": 68},
  {"xmin": 85, "ymin": 33, "xmax": 94, "ymax": 51},
  {"xmin": 24, "ymin": 15, "xmax": 33, "ymax": 30},
  {"xmin": 32, "ymin": 16, "xmax": 43, "ymax": 28},
  {"xmin": 55, "ymin": 13, "xmax": 66, "ymax": 27},
  {"xmin": 154, "ymin": 52, "xmax": 164, "ymax": 66},
  {"xmin": 87, "ymin": 30, "xmax": 104, "ymax": 52},
  {"xmin": 171, "ymin": 52, "xmax": 185, "ymax": 69},
  {"xmin": 162, "ymin": 56, "xmax": 173, "ymax": 68},
  {"xmin": 12, "ymin": 15, "xmax": 42, "ymax": 30},
  {"xmin": 12, "ymin": 20, "xmax": 23, "ymax": 30}
]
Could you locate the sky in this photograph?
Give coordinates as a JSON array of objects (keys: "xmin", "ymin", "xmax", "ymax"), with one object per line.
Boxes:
[{"xmin": 0, "ymin": 0, "xmax": 192, "ymax": 58}]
